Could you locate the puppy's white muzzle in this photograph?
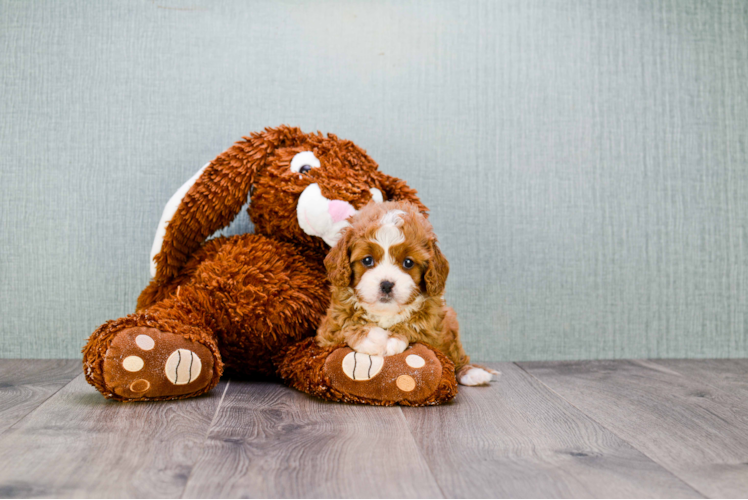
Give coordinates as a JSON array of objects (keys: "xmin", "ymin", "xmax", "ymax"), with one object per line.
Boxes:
[{"xmin": 296, "ymin": 183, "xmax": 384, "ymax": 247}]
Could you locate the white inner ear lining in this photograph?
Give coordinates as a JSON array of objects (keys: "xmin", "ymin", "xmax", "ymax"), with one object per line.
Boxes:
[{"xmin": 150, "ymin": 162, "xmax": 210, "ymax": 277}]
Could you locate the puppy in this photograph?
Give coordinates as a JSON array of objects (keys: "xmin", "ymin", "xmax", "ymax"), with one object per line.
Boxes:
[{"xmin": 315, "ymin": 201, "xmax": 498, "ymax": 386}]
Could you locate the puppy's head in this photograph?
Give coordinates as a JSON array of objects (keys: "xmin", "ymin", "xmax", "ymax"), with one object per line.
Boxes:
[{"xmin": 326, "ymin": 201, "xmax": 449, "ymax": 315}]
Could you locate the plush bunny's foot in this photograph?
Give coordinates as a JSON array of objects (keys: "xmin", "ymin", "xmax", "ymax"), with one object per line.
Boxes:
[
  {"xmin": 327, "ymin": 344, "xmax": 446, "ymax": 402},
  {"xmin": 84, "ymin": 324, "xmax": 222, "ymax": 402},
  {"xmin": 278, "ymin": 339, "xmax": 458, "ymax": 406}
]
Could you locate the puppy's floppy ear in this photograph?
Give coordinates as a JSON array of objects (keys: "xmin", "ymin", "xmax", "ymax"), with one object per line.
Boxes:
[
  {"xmin": 152, "ymin": 126, "xmax": 308, "ymax": 280},
  {"xmin": 425, "ymin": 240, "xmax": 450, "ymax": 296},
  {"xmin": 324, "ymin": 227, "xmax": 355, "ymax": 288}
]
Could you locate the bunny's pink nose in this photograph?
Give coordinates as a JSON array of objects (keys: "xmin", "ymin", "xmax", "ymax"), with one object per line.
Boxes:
[{"xmin": 328, "ymin": 200, "xmax": 356, "ymax": 223}]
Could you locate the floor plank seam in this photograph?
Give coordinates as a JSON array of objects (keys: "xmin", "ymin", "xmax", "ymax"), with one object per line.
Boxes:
[
  {"xmin": 398, "ymin": 406, "xmax": 447, "ymax": 499},
  {"xmin": 512, "ymin": 362, "xmax": 711, "ymax": 499},
  {"xmin": 641, "ymin": 359, "xmax": 743, "ymax": 400},
  {"xmin": 0, "ymin": 370, "xmax": 83, "ymax": 440},
  {"xmin": 178, "ymin": 379, "xmax": 231, "ymax": 499}
]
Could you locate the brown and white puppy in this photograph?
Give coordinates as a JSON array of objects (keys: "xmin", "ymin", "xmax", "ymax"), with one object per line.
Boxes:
[{"xmin": 316, "ymin": 201, "xmax": 498, "ymax": 386}]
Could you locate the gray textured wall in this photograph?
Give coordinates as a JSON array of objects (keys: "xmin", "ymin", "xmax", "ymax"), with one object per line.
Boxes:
[{"xmin": 2, "ymin": 0, "xmax": 747, "ymax": 360}]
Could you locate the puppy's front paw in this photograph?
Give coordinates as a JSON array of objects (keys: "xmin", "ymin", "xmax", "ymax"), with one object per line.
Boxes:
[
  {"xmin": 458, "ymin": 366, "xmax": 497, "ymax": 386},
  {"xmin": 384, "ymin": 337, "xmax": 408, "ymax": 356},
  {"xmin": 351, "ymin": 327, "xmax": 389, "ymax": 356}
]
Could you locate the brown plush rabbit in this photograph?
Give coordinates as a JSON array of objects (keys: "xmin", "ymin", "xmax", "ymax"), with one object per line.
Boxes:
[{"xmin": 83, "ymin": 126, "xmax": 457, "ymax": 405}]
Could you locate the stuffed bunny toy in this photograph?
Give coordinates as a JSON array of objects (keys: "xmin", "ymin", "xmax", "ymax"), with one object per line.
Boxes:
[{"xmin": 83, "ymin": 126, "xmax": 457, "ymax": 405}]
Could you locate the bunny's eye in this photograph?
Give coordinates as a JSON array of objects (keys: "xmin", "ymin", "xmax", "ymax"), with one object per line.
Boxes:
[{"xmin": 290, "ymin": 151, "xmax": 320, "ymax": 173}]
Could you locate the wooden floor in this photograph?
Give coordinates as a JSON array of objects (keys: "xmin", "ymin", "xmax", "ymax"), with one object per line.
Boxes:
[{"xmin": 0, "ymin": 360, "xmax": 747, "ymax": 498}]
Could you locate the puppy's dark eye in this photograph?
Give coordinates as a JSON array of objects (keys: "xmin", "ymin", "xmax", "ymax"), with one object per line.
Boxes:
[
  {"xmin": 299, "ymin": 165, "xmax": 312, "ymax": 174},
  {"xmin": 403, "ymin": 258, "xmax": 414, "ymax": 269},
  {"xmin": 362, "ymin": 256, "xmax": 374, "ymax": 267}
]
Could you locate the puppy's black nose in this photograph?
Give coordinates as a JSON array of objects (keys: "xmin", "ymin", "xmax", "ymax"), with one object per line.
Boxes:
[{"xmin": 380, "ymin": 280, "xmax": 394, "ymax": 294}]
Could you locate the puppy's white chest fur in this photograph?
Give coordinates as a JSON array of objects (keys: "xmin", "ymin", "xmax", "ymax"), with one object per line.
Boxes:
[{"xmin": 360, "ymin": 296, "xmax": 425, "ymax": 329}]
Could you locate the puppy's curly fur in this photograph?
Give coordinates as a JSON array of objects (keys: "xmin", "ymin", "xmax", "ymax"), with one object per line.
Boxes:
[{"xmin": 316, "ymin": 201, "xmax": 496, "ymax": 385}]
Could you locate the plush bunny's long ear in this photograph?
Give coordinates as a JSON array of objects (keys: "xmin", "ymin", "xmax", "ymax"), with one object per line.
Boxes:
[
  {"xmin": 149, "ymin": 163, "xmax": 210, "ymax": 277},
  {"xmin": 372, "ymin": 171, "xmax": 429, "ymax": 214},
  {"xmin": 151, "ymin": 126, "xmax": 305, "ymax": 280}
]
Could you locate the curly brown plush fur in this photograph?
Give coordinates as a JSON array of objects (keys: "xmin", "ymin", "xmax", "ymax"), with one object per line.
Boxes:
[{"xmin": 82, "ymin": 126, "xmax": 434, "ymax": 402}]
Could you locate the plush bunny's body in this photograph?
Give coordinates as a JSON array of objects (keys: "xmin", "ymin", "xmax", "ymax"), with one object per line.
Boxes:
[{"xmin": 83, "ymin": 126, "xmax": 440, "ymax": 402}]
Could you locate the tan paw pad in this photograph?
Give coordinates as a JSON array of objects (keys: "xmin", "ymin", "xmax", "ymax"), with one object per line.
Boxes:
[
  {"xmin": 129, "ymin": 379, "xmax": 150, "ymax": 393},
  {"xmin": 165, "ymin": 349, "xmax": 202, "ymax": 385},
  {"xmin": 135, "ymin": 334, "xmax": 155, "ymax": 350},
  {"xmin": 122, "ymin": 356, "xmax": 144, "ymax": 372},
  {"xmin": 396, "ymin": 375, "xmax": 416, "ymax": 392},
  {"xmin": 405, "ymin": 354, "xmax": 425, "ymax": 368},
  {"xmin": 341, "ymin": 352, "xmax": 384, "ymax": 381}
]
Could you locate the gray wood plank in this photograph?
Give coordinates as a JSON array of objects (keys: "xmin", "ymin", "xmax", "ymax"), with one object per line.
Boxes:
[
  {"xmin": 521, "ymin": 360, "xmax": 748, "ymax": 498},
  {"xmin": 182, "ymin": 379, "xmax": 443, "ymax": 499},
  {"xmin": 652, "ymin": 359, "xmax": 748, "ymax": 399},
  {"xmin": 402, "ymin": 362, "xmax": 702, "ymax": 498},
  {"xmin": 0, "ymin": 374, "xmax": 227, "ymax": 498},
  {"xmin": 0, "ymin": 359, "xmax": 81, "ymax": 435}
]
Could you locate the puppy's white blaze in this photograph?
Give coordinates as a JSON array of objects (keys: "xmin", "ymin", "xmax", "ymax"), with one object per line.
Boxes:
[
  {"xmin": 373, "ymin": 214, "xmax": 405, "ymax": 267},
  {"xmin": 380, "ymin": 209, "xmax": 405, "ymax": 227},
  {"xmin": 150, "ymin": 163, "xmax": 210, "ymax": 277},
  {"xmin": 373, "ymin": 225, "xmax": 405, "ymax": 264},
  {"xmin": 459, "ymin": 367, "xmax": 494, "ymax": 386}
]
